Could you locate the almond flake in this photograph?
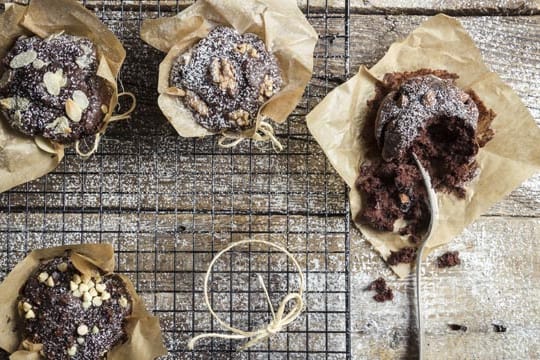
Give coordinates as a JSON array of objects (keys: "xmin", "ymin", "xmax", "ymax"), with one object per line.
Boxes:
[
  {"xmin": 72, "ymin": 90, "xmax": 89, "ymax": 110},
  {"xmin": 45, "ymin": 116, "xmax": 71, "ymax": 135},
  {"xmin": 32, "ymin": 59, "xmax": 48, "ymax": 69},
  {"xmin": 0, "ymin": 71, "xmax": 12, "ymax": 88},
  {"xmin": 9, "ymin": 50, "xmax": 37, "ymax": 69},
  {"xmin": 65, "ymin": 99, "xmax": 82, "ymax": 122},
  {"xmin": 166, "ymin": 87, "xmax": 186, "ymax": 96},
  {"xmin": 0, "ymin": 98, "xmax": 14, "ymax": 110},
  {"xmin": 45, "ymin": 31, "xmax": 65, "ymax": 42},
  {"xmin": 43, "ymin": 69, "xmax": 67, "ymax": 96}
]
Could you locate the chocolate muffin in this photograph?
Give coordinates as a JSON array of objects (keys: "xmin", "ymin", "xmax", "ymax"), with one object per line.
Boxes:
[
  {"xmin": 169, "ymin": 26, "xmax": 282, "ymax": 133},
  {"xmin": 18, "ymin": 256, "xmax": 132, "ymax": 359},
  {"xmin": 356, "ymin": 69, "xmax": 495, "ymax": 243},
  {"xmin": 0, "ymin": 33, "xmax": 112, "ymax": 144}
]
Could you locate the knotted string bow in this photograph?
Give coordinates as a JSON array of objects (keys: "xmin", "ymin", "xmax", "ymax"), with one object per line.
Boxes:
[
  {"xmin": 218, "ymin": 121, "xmax": 284, "ymax": 152},
  {"xmin": 75, "ymin": 92, "xmax": 136, "ymax": 158},
  {"xmin": 187, "ymin": 239, "xmax": 305, "ymax": 351}
]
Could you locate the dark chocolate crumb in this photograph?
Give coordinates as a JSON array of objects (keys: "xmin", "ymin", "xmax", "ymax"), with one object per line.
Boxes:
[
  {"xmin": 448, "ymin": 324, "xmax": 468, "ymax": 332},
  {"xmin": 387, "ymin": 247, "xmax": 416, "ymax": 266},
  {"xmin": 367, "ymin": 277, "xmax": 394, "ymax": 303},
  {"xmin": 437, "ymin": 251, "xmax": 461, "ymax": 268},
  {"xmin": 492, "ymin": 323, "xmax": 507, "ymax": 333}
]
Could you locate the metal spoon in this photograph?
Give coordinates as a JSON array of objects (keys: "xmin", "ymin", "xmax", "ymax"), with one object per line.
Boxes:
[{"xmin": 412, "ymin": 153, "xmax": 439, "ymax": 360}]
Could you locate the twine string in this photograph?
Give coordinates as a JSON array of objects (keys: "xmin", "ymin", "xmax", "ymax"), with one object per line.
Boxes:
[
  {"xmin": 187, "ymin": 239, "xmax": 305, "ymax": 351},
  {"xmin": 218, "ymin": 121, "xmax": 284, "ymax": 152},
  {"xmin": 75, "ymin": 92, "xmax": 136, "ymax": 158},
  {"xmin": 411, "ymin": 153, "xmax": 439, "ymax": 360}
]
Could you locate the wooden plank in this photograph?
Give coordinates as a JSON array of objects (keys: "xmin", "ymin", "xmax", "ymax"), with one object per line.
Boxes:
[
  {"xmin": 78, "ymin": 1, "xmax": 540, "ymax": 14},
  {"xmin": 350, "ymin": 216, "xmax": 540, "ymax": 359}
]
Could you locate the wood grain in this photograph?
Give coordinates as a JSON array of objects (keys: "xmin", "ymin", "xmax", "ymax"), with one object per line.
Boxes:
[
  {"xmin": 79, "ymin": 0, "xmax": 540, "ymax": 14},
  {"xmin": 0, "ymin": 4, "xmax": 538, "ymax": 359}
]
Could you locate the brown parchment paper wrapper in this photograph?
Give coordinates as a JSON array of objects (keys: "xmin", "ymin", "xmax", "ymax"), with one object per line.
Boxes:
[
  {"xmin": 0, "ymin": 0, "xmax": 126, "ymax": 193},
  {"xmin": 0, "ymin": 244, "xmax": 167, "ymax": 359},
  {"xmin": 306, "ymin": 14, "xmax": 540, "ymax": 278},
  {"xmin": 140, "ymin": 0, "xmax": 318, "ymax": 139}
]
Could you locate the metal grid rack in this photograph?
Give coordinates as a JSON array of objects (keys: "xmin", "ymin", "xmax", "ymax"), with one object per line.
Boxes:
[{"xmin": 0, "ymin": 1, "xmax": 352, "ymax": 358}]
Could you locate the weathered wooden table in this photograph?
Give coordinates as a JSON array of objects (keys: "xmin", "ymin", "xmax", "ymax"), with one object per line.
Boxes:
[{"xmin": 0, "ymin": 1, "xmax": 538, "ymax": 359}]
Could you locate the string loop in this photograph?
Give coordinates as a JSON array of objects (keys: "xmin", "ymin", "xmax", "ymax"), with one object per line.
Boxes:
[
  {"xmin": 218, "ymin": 121, "xmax": 284, "ymax": 152},
  {"xmin": 187, "ymin": 239, "xmax": 305, "ymax": 351},
  {"xmin": 75, "ymin": 92, "xmax": 136, "ymax": 158}
]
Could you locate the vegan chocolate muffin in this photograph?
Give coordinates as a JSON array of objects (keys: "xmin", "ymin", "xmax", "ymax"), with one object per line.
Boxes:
[
  {"xmin": 169, "ymin": 26, "xmax": 282, "ymax": 133},
  {"xmin": 356, "ymin": 69, "xmax": 495, "ymax": 243},
  {"xmin": 0, "ymin": 33, "xmax": 112, "ymax": 144},
  {"xmin": 18, "ymin": 256, "xmax": 132, "ymax": 359}
]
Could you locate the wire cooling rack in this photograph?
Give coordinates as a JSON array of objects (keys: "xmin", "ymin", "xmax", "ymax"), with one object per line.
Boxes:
[{"xmin": 0, "ymin": 0, "xmax": 351, "ymax": 358}]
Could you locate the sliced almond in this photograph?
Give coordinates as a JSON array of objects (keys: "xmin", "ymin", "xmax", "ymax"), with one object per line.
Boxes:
[
  {"xmin": 14, "ymin": 97, "xmax": 30, "ymax": 111},
  {"xmin": 75, "ymin": 55, "xmax": 92, "ymax": 69},
  {"xmin": 32, "ymin": 59, "xmax": 48, "ymax": 69},
  {"xmin": 45, "ymin": 116, "xmax": 71, "ymax": 135},
  {"xmin": 0, "ymin": 71, "xmax": 12, "ymax": 88},
  {"xmin": 43, "ymin": 69, "xmax": 66, "ymax": 96},
  {"xmin": 9, "ymin": 49, "xmax": 37, "ymax": 69},
  {"xmin": 72, "ymin": 90, "xmax": 89, "ymax": 110},
  {"xmin": 45, "ymin": 31, "xmax": 65, "ymax": 42},
  {"xmin": 65, "ymin": 99, "xmax": 82, "ymax": 122},
  {"xmin": 165, "ymin": 87, "xmax": 186, "ymax": 96},
  {"xmin": 0, "ymin": 98, "xmax": 14, "ymax": 110}
]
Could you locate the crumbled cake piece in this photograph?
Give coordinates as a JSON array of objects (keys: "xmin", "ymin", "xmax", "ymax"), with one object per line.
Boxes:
[
  {"xmin": 387, "ymin": 247, "xmax": 416, "ymax": 266},
  {"xmin": 356, "ymin": 69, "xmax": 496, "ymax": 242},
  {"xmin": 375, "ymin": 74, "xmax": 479, "ymax": 162},
  {"xmin": 19, "ymin": 256, "xmax": 132, "ymax": 360},
  {"xmin": 437, "ymin": 251, "xmax": 461, "ymax": 268},
  {"xmin": 367, "ymin": 277, "xmax": 394, "ymax": 303},
  {"xmin": 0, "ymin": 34, "xmax": 112, "ymax": 144},
  {"xmin": 169, "ymin": 26, "xmax": 282, "ymax": 132},
  {"xmin": 448, "ymin": 324, "xmax": 467, "ymax": 332}
]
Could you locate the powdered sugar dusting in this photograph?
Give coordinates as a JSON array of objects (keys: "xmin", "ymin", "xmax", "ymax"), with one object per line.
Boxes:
[{"xmin": 375, "ymin": 75, "xmax": 479, "ymax": 161}]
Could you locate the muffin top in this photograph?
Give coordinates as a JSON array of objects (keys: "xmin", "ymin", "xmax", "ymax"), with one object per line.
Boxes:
[
  {"xmin": 0, "ymin": 33, "xmax": 112, "ymax": 144},
  {"xmin": 375, "ymin": 75, "xmax": 479, "ymax": 161},
  {"xmin": 19, "ymin": 256, "xmax": 132, "ymax": 360},
  {"xmin": 169, "ymin": 26, "xmax": 282, "ymax": 133}
]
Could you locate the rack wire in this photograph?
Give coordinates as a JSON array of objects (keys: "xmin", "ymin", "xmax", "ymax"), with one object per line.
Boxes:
[{"xmin": 0, "ymin": 0, "xmax": 351, "ymax": 358}]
